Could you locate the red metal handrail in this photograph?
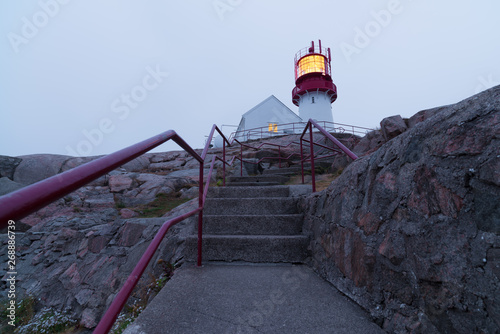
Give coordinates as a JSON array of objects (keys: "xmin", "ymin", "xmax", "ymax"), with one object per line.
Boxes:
[
  {"xmin": 94, "ymin": 206, "xmax": 201, "ymax": 334},
  {"xmin": 229, "ymin": 120, "xmax": 372, "ymax": 142},
  {"xmin": 0, "ymin": 125, "xmax": 231, "ymax": 334},
  {"xmin": 229, "ymin": 121, "xmax": 359, "ymax": 181},
  {"xmin": 223, "ymin": 122, "xmax": 358, "ymax": 181},
  {"xmin": 0, "ymin": 130, "xmax": 200, "ymax": 228},
  {"xmin": 93, "ymin": 125, "xmax": 230, "ymax": 334},
  {"xmin": 300, "ymin": 119, "xmax": 358, "ymax": 192}
]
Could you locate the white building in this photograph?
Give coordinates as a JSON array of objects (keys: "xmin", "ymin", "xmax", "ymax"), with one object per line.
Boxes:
[{"xmin": 234, "ymin": 95, "xmax": 302, "ymax": 141}]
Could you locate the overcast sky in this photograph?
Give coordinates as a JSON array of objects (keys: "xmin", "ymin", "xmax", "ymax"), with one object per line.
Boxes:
[{"xmin": 1, "ymin": 0, "xmax": 499, "ymax": 157}]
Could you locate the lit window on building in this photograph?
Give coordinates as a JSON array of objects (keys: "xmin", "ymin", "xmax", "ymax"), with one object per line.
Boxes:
[{"xmin": 268, "ymin": 123, "xmax": 278, "ymax": 133}]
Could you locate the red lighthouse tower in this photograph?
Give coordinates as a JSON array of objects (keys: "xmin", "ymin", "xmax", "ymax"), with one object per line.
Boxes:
[{"xmin": 292, "ymin": 40, "xmax": 337, "ymax": 123}]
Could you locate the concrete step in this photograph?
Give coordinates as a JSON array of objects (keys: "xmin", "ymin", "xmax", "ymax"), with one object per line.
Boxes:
[
  {"xmin": 261, "ymin": 171, "xmax": 297, "ymax": 176},
  {"xmin": 227, "ymin": 175, "xmax": 289, "ymax": 184},
  {"xmin": 262, "ymin": 167, "xmax": 302, "ymax": 175},
  {"xmin": 296, "ymin": 160, "xmax": 335, "ymax": 169},
  {"xmin": 208, "ymin": 186, "xmax": 290, "ymax": 198},
  {"xmin": 227, "ymin": 182, "xmax": 281, "ymax": 187},
  {"xmin": 199, "ymin": 214, "xmax": 303, "ymax": 235},
  {"xmin": 124, "ymin": 264, "xmax": 386, "ymax": 334},
  {"xmin": 185, "ymin": 235, "xmax": 310, "ymax": 263},
  {"xmin": 203, "ymin": 198, "xmax": 298, "ymax": 215}
]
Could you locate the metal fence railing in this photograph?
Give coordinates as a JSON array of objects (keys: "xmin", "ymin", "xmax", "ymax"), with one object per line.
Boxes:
[{"xmin": 0, "ymin": 120, "xmax": 362, "ymax": 333}]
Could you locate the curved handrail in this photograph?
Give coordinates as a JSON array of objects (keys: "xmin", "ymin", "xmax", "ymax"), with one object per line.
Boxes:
[
  {"xmin": 0, "ymin": 125, "xmax": 231, "ymax": 334},
  {"xmin": 301, "ymin": 119, "xmax": 358, "ymax": 160},
  {"xmin": 300, "ymin": 119, "xmax": 358, "ymax": 192},
  {"xmin": 93, "ymin": 125, "xmax": 231, "ymax": 333},
  {"xmin": 93, "ymin": 206, "xmax": 202, "ymax": 334},
  {"xmin": 0, "ymin": 130, "xmax": 201, "ymax": 228}
]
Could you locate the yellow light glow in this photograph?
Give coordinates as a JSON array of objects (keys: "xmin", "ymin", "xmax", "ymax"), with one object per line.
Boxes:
[
  {"xmin": 297, "ymin": 55, "xmax": 326, "ymax": 77},
  {"xmin": 268, "ymin": 123, "xmax": 278, "ymax": 133}
]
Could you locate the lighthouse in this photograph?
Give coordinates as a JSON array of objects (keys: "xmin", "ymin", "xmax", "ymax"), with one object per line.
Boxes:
[{"xmin": 292, "ymin": 40, "xmax": 337, "ymax": 123}]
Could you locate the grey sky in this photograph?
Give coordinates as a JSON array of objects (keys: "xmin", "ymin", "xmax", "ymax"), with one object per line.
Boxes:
[{"xmin": 1, "ymin": 0, "xmax": 499, "ymax": 157}]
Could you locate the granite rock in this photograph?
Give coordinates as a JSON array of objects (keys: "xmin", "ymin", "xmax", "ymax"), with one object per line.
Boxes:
[
  {"xmin": 300, "ymin": 85, "xmax": 500, "ymax": 333},
  {"xmin": 380, "ymin": 115, "xmax": 408, "ymax": 141},
  {"xmin": 13, "ymin": 154, "xmax": 70, "ymax": 185},
  {"xmin": 0, "ymin": 155, "xmax": 22, "ymax": 179}
]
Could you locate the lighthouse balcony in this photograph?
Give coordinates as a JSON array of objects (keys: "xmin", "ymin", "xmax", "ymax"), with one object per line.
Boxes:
[{"xmin": 292, "ymin": 80, "xmax": 337, "ymax": 106}]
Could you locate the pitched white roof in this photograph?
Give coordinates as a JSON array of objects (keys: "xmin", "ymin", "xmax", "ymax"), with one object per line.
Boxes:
[
  {"xmin": 241, "ymin": 95, "xmax": 301, "ymax": 120},
  {"xmin": 236, "ymin": 95, "xmax": 302, "ymax": 136}
]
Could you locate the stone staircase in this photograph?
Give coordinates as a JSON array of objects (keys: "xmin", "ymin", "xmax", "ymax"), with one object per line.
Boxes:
[
  {"xmin": 185, "ymin": 167, "xmax": 310, "ymax": 263},
  {"xmin": 124, "ymin": 166, "xmax": 387, "ymax": 334}
]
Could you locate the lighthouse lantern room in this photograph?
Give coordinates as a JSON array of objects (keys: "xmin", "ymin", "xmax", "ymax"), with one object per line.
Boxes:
[{"xmin": 292, "ymin": 40, "xmax": 337, "ymax": 123}]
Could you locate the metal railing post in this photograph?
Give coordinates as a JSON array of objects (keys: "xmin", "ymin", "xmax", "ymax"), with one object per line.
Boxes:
[
  {"xmin": 223, "ymin": 140, "xmax": 226, "ymax": 187},
  {"xmin": 197, "ymin": 162, "xmax": 203, "ymax": 267},
  {"xmin": 309, "ymin": 123, "xmax": 316, "ymax": 193},
  {"xmin": 240, "ymin": 144, "xmax": 243, "ymax": 177},
  {"xmin": 309, "ymin": 119, "xmax": 358, "ymax": 161},
  {"xmin": 278, "ymin": 146, "xmax": 281, "ymax": 168},
  {"xmin": 93, "ymin": 206, "xmax": 201, "ymax": 334},
  {"xmin": 300, "ymin": 137, "xmax": 304, "ymax": 184}
]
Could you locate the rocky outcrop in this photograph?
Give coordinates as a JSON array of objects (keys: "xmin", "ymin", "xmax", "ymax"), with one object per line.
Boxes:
[
  {"xmin": 0, "ymin": 177, "xmax": 23, "ymax": 196},
  {"xmin": 0, "ymin": 155, "xmax": 22, "ymax": 180},
  {"xmin": 109, "ymin": 172, "xmax": 198, "ymax": 207},
  {"xmin": 353, "ymin": 130, "xmax": 385, "ymax": 156},
  {"xmin": 300, "ymin": 85, "xmax": 500, "ymax": 333},
  {"xmin": 1, "ymin": 199, "xmax": 198, "ymax": 329},
  {"xmin": 13, "ymin": 154, "xmax": 72, "ymax": 185},
  {"xmin": 380, "ymin": 115, "xmax": 408, "ymax": 141},
  {"xmin": 407, "ymin": 105, "xmax": 451, "ymax": 128}
]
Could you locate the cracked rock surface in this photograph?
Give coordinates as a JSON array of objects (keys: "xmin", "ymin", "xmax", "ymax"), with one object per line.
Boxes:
[{"xmin": 300, "ymin": 85, "xmax": 500, "ymax": 333}]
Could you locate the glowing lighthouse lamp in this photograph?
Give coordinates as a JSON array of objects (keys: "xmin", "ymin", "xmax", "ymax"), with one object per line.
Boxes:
[{"xmin": 292, "ymin": 40, "xmax": 337, "ymax": 123}]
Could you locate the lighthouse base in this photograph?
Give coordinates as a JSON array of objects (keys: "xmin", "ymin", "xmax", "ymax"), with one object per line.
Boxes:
[{"xmin": 298, "ymin": 91, "xmax": 333, "ymax": 123}]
